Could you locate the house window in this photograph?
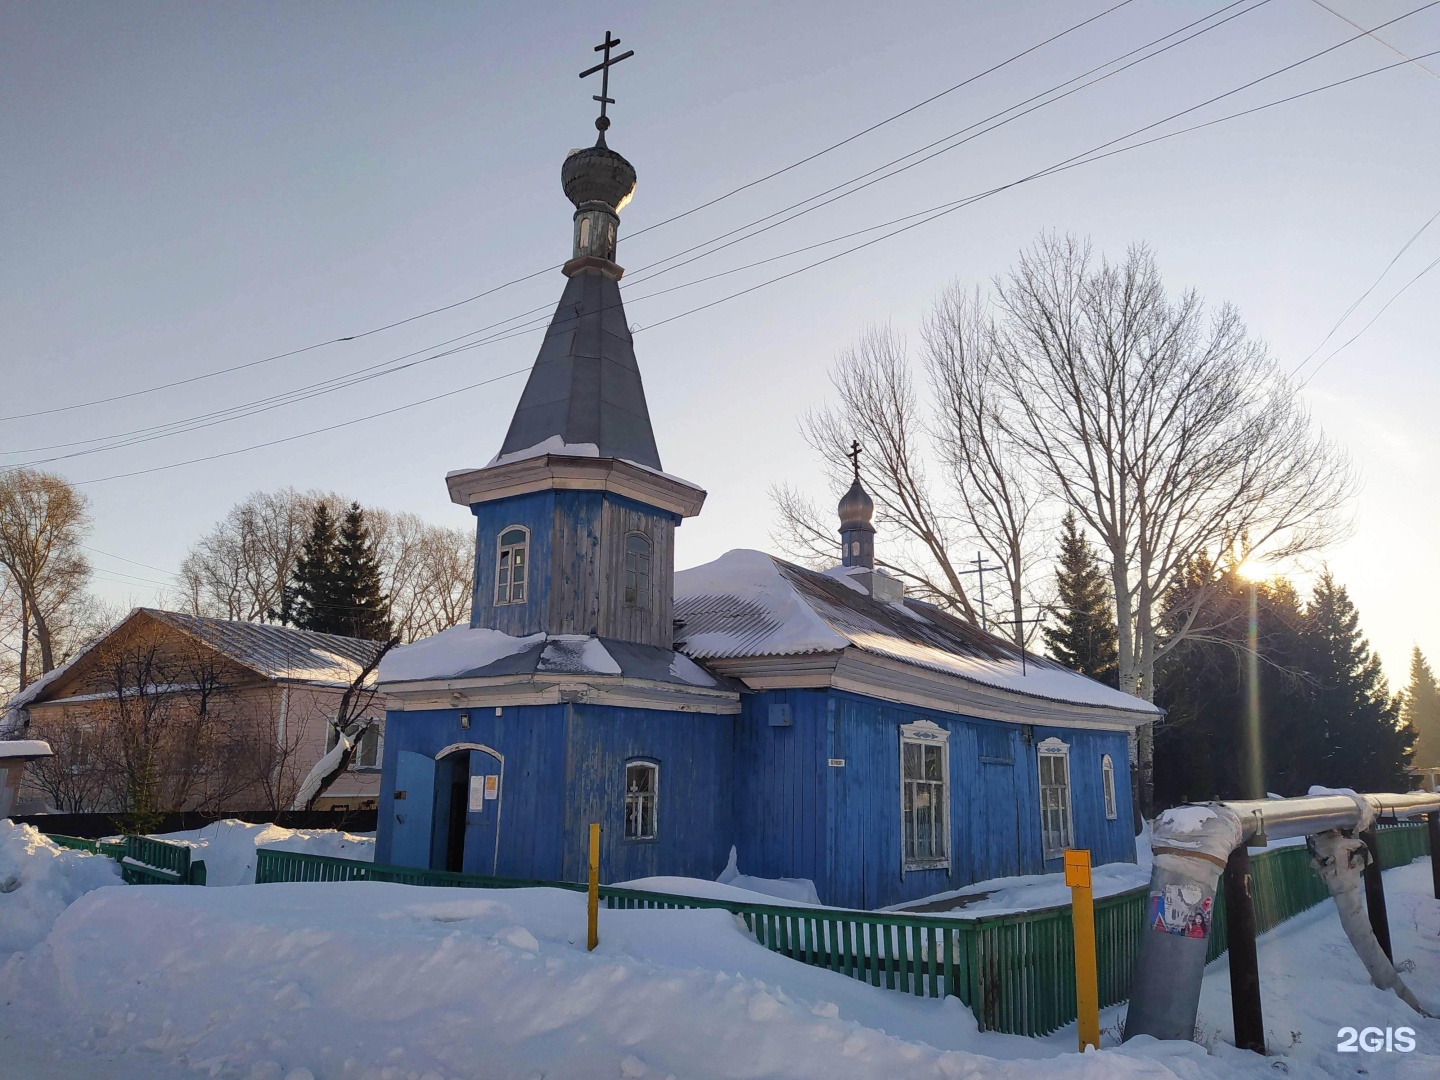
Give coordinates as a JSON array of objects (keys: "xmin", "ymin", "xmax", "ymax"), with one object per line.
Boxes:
[
  {"xmin": 624, "ymin": 533, "xmax": 651, "ymax": 607},
  {"xmin": 1101, "ymin": 754, "xmax": 1117, "ymax": 820},
  {"xmin": 900, "ymin": 720, "xmax": 950, "ymax": 870},
  {"xmin": 1038, "ymin": 738, "xmax": 1074, "ymax": 859},
  {"xmin": 624, "ymin": 760, "xmax": 658, "ymax": 840},
  {"xmin": 495, "ymin": 526, "xmax": 529, "ymax": 605},
  {"xmin": 327, "ymin": 720, "xmax": 383, "ymax": 770}
]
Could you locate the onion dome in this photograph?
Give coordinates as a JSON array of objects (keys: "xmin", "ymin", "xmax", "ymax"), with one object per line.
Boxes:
[
  {"xmin": 562, "ymin": 141, "xmax": 637, "ymax": 215},
  {"xmin": 838, "ymin": 477, "xmax": 875, "ymax": 532}
]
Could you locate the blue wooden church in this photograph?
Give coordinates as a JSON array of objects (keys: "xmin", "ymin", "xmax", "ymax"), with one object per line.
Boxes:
[{"xmin": 374, "ymin": 59, "xmax": 1160, "ymax": 909}]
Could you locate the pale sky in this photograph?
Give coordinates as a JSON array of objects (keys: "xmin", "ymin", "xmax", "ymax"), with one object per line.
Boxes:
[{"xmin": 3, "ymin": 0, "xmax": 1436, "ymax": 688}]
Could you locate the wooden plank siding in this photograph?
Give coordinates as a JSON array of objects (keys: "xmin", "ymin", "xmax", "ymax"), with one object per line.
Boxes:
[
  {"xmin": 731, "ymin": 689, "xmax": 1136, "ymax": 910},
  {"xmin": 469, "ymin": 490, "xmax": 678, "ymax": 647},
  {"xmin": 375, "ymin": 702, "xmax": 733, "ymax": 884}
]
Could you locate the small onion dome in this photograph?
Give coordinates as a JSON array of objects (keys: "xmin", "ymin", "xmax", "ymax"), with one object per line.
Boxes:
[
  {"xmin": 838, "ymin": 477, "xmax": 875, "ymax": 532},
  {"xmin": 562, "ymin": 142, "xmax": 637, "ymax": 215}
]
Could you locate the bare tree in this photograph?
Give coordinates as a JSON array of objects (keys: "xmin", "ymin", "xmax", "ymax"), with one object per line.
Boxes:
[
  {"xmin": 924, "ymin": 285, "xmax": 1044, "ymax": 645},
  {"xmin": 774, "ymin": 234, "xmax": 1355, "ymax": 817},
  {"xmin": 177, "ymin": 488, "xmax": 320, "ymax": 622},
  {"xmin": 292, "ymin": 638, "xmax": 397, "ymax": 811},
  {"xmin": 178, "ymin": 490, "xmax": 473, "ymax": 642},
  {"xmin": 780, "ymin": 325, "xmax": 982, "ymax": 621},
  {"xmin": 994, "ymin": 235, "xmax": 1353, "ymax": 811},
  {"xmin": 76, "ymin": 628, "xmax": 259, "ymax": 830},
  {"xmin": 0, "ymin": 468, "xmax": 92, "ymax": 687}
]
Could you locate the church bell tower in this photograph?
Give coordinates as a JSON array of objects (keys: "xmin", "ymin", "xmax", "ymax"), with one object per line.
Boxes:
[{"xmin": 445, "ymin": 34, "xmax": 705, "ymax": 649}]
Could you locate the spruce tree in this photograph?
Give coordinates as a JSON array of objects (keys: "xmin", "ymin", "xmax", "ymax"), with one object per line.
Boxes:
[
  {"xmin": 288, "ymin": 502, "xmax": 342, "ymax": 634},
  {"xmin": 1302, "ymin": 573, "xmax": 1412, "ymax": 792},
  {"xmin": 1042, "ymin": 511, "xmax": 1118, "ymax": 686},
  {"xmin": 334, "ymin": 502, "xmax": 392, "ymax": 641},
  {"xmin": 1401, "ymin": 646, "xmax": 1440, "ymax": 769}
]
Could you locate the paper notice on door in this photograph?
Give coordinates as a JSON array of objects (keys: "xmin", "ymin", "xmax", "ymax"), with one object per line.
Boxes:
[
  {"xmin": 484, "ymin": 774, "xmax": 499, "ymax": 800},
  {"xmin": 468, "ymin": 775, "xmax": 486, "ymax": 812}
]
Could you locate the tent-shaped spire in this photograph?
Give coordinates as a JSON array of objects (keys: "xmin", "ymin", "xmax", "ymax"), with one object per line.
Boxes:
[
  {"xmin": 494, "ymin": 93, "xmax": 662, "ymax": 471},
  {"xmin": 496, "ymin": 267, "xmax": 661, "ymax": 470}
]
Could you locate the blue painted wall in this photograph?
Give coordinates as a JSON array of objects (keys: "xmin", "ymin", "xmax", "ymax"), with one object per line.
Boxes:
[
  {"xmin": 730, "ymin": 689, "xmax": 1135, "ymax": 909},
  {"xmin": 375, "ymin": 701, "xmax": 733, "ymax": 883},
  {"xmin": 375, "ymin": 686, "xmax": 1133, "ymax": 909}
]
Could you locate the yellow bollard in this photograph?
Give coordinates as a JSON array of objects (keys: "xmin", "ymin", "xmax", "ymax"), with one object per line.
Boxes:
[
  {"xmin": 587, "ymin": 822, "xmax": 600, "ymax": 951},
  {"xmin": 1065, "ymin": 848, "xmax": 1100, "ymax": 1051}
]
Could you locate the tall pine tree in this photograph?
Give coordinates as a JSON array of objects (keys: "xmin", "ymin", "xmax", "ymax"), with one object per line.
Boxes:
[
  {"xmin": 1302, "ymin": 572, "xmax": 1412, "ymax": 792},
  {"xmin": 1042, "ymin": 511, "xmax": 1118, "ymax": 686},
  {"xmin": 287, "ymin": 502, "xmax": 343, "ymax": 634},
  {"xmin": 333, "ymin": 502, "xmax": 391, "ymax": 641},
  {"xmin": 1400, "ymin": 646, "xmax": 1440, "ymax": 769}
]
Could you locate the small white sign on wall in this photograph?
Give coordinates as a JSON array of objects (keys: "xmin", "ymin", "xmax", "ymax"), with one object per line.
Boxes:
[{"xmin": 468, "ymin": 775, "xmax": 486, "ymax": 812}]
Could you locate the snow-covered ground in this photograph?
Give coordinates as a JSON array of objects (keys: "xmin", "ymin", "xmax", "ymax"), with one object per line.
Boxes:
[
  {"xmin": 1, "ymin": 822, "xmax": 1437, "ymax": 1080},
  {"xmin": 0, "ymin": 821, "xmax": 121, "ymax": 958},
  {"xmin": 151, "ymin": 819, "xmax": 376, "ymax": 887}
]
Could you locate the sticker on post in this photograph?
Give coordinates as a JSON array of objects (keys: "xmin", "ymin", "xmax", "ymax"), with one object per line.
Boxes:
[{"xmin": 1147, "ymin": 883, "xmax": 1212, "ymax": 938}]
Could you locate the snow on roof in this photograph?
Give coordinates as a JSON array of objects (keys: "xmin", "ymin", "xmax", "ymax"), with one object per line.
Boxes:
[
  {"xmin": 4, "ymin": 610, "xmax": 386, "ymax": 723},
  {"xmin": 144, "ymin": 611, "xmax": 384, "ymax": 687},
  {"xmin": 378, "ymin": 624, "xmax": 728, "ymax": 693},
  {"xmin": 0, "ymin": 740, "xmax": 52, "ymax": 760},
  {"xmin": 379, "ymin": 625, "xmax": 542, "ymax": 683},
  {"xmin": 675, "ymin": 550, "xmax": 1161, "ymax": 716}
]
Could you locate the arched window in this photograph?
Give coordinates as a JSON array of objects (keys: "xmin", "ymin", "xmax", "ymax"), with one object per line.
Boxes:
[
  {"xmin": 1101, "ymin": 754, "xmax": 1118, "ymax": 820},
  {"xmin": 624, "ymin": 759, "xmax": 658, "ymax": 840},
  {"xmin": 495, "ymin": 526, "xmax": 529, "ymax": 605},
  {"xmin": 1037, "ymin": 738, "xmax": 1074, "ymax": 859},
  {"xmin": 624, "ymin": 532, "xmax": 651, "ymax": 607},
  {"xmin": 577, "ymin": 217, "xmax": 592, "ymax": 251}
]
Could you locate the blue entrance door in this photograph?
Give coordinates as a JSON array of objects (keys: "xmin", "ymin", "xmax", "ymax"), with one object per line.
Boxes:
[
  {"xmin": 464, "ymin": 749, "xmax": 504, "ymax": 876},
  {"xmin": 391, "ymin": 751, "xmax": 436, "ymax": 869}
]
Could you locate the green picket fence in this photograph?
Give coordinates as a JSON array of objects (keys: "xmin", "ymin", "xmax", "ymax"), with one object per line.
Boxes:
[
  {"xmin": 45, "ymin": 832, "xmax": 203, "ymax": 885},
  {"xmin": 253, "ymin": 820, "xmax": 1431, "ymax": 1037}
]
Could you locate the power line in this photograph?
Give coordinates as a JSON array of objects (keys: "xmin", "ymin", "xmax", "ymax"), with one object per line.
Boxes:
[
  {"xmin": 1289, "ymin": 205, "xmax": 1440, "ymax": 380},
  {"xmin": 1297, "ymin": 251, "xmax": 1440, "ymax": 389},
  {"xmin": 0, "ymin": 0, "xmax": 1141, "ymax": 426},
  {"xmin": 2, "ymin": 2, "xmax": 1261, "ymax": 469},
  {"xmin": 67, "ymin": 39, "xmax": 1439, "ymax": 488},
  {"xmin": 83, "ymin": 545, "xmax": 178, "ymax": 578},
  {"xmin": 1308, "ymin": 0, "xmax": 1440, "ymax": 80}
]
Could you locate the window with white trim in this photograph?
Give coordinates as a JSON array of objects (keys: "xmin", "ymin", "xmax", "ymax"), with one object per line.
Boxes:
[
  {"xmin": 495, "ymin": 526, "xmax": 529, "ymax": 605},
  {"xmin": 624, "ymin": 760, "xmax": 658, "ymax": 840},
  {"xmin": 327, "ymin": 719, "xmax": 383, "ymax": 770},
  {"xmin": 900, "ymin": 720, "xmax": 950, "ymax": 870},
  {"xmin": 1101, "ymin": 754, "xmax": 1117, "ymax": 820},
  {"xmin": 624, "ymin": 532, "xmax": 652, "ymax": 607},
  {"xmin": 1038, "ymin": 738, "xmax": 1074, "ymax": 859}
]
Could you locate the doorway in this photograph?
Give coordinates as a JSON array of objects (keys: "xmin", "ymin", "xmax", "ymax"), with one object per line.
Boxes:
[
  {"xmin": 431, "ymin": 751, "xmax": 471, "ymax": 873},
  {"xmin": 425, "ymin": 743, "xmax": 505, "ymax": 876}
]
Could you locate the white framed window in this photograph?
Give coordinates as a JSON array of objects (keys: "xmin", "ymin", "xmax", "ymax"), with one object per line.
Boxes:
[
  {"xmin": 900, "ymin": 720, "xmax": 950, "ymax": 870},
  {"xmin": 624, "ymin": 760, "xmax": 658, "ymax": 840},
  {"xmin": 1038, "ymin": 738, "xmax": 1074, "ymax": 859},
  {"xmin": 624, "ymin": 532, "xmax": 652, "ymax": 607},
  {"xmin": 1101, "ymin": 754, "xmax": 1117, "ymax": 820},
  {"xmin": 327, "ymin": 719, "xmax": 383, "ymax": 770},
  {"xmin": 495, "ymin": 526, "xmax": 529, "ymax": 605}
]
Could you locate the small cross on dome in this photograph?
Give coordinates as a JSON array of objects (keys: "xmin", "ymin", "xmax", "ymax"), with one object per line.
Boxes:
[{"xmin": 579, "ymin": 31, "xmax": 634, "ymax": 137}]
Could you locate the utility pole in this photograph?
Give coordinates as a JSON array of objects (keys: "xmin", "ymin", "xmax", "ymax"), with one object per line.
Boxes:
[{"xmin": 955, "ymin": 551, "xmax": 999, "ymax": 632}]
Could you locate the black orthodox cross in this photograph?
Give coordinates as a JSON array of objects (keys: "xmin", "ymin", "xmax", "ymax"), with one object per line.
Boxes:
[
  {"xmin": 847, "ymin": 440, "xmax": 863, "ymax": 479},
  {"xmin": 579, "ymin": 31, "xmax": 634, "ymax": 133}
]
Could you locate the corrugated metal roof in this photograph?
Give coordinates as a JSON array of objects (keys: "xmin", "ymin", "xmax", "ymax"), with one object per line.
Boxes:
[
  {"xmin": 675, "ymin": 552, "xmax": 1160, "ymax": 716},
  {"xmin": 144, "ymin": 610, "xmax": 384, "ymax": 686}
]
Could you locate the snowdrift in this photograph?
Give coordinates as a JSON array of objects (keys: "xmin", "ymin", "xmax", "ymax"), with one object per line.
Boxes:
[
  {"xmin": 152, "ymin": 819, "xmax": 374, "ymax": 886},
  {"xmin": 0, "ymin": 820, "xmax": 121, "ymax": 958}
]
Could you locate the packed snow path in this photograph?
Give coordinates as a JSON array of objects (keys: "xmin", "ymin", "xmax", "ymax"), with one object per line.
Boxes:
[{"xmin": 2, "ymin": 859, "xmax": 1439, "ymax": 1078}]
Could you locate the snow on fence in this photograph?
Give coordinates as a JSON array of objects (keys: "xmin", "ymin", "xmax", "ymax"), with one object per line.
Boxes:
[
  {"xmin": 252, "ymin": 821, "xmax": 1431, "ymax": 1038},
  {"xmin": 45, "ymin": 833, "xmax": 200, "ymax": 886}
]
